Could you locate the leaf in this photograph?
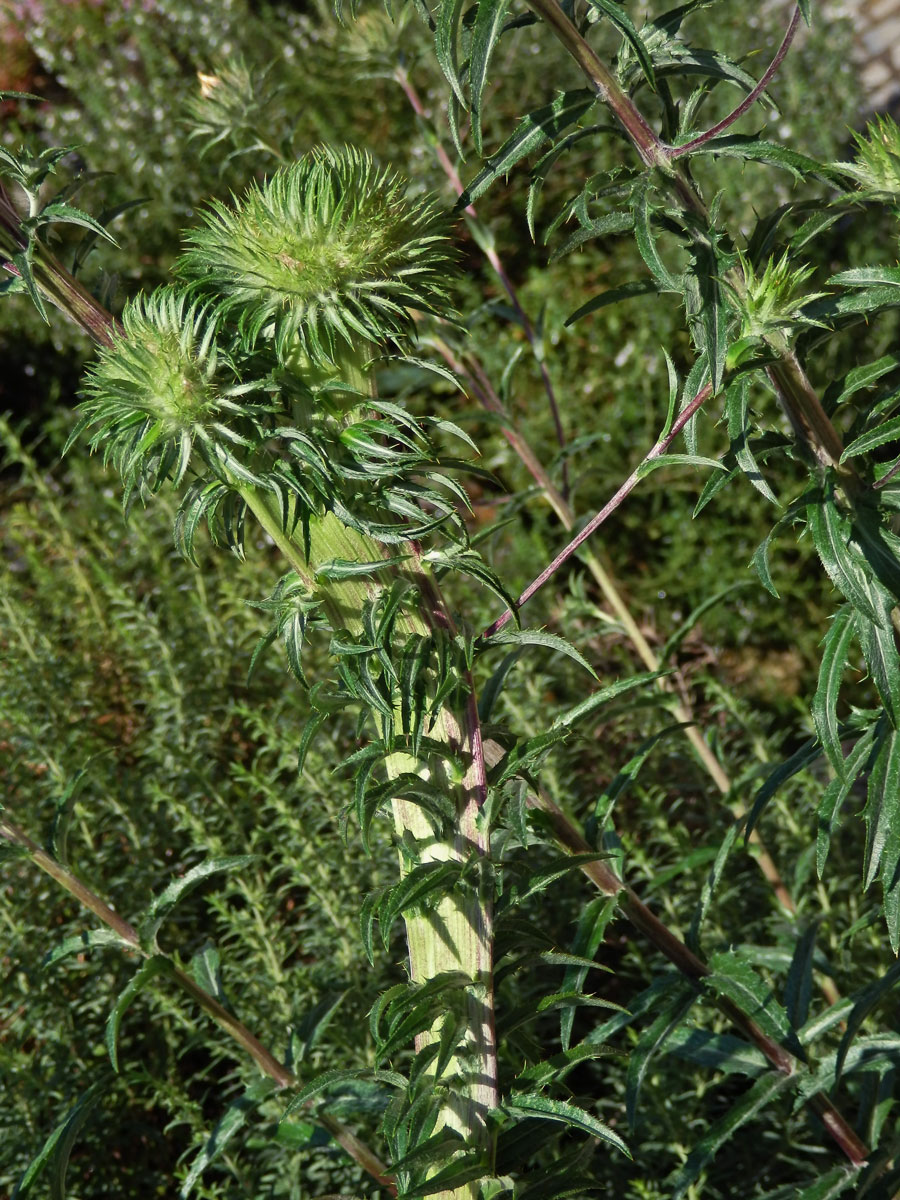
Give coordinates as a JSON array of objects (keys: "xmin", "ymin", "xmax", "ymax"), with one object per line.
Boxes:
[
  {"xmin": 503, "ymin": 1093, "xmax": 630, "ymax": 1156},
  {"xmin": 687, "ymin": 819, "xmax": 741, "ymax": 951},
  {"xmin": 817, "ymin": 725, "xmax": 877, "ymax": 876},
  {"xmin": 470, "ymin": 0, "xmax": 513, "ymax": 154},
  {"xmin": 459, "ymin": 90, "xmax": 595, "ymax": 207},
  {"xmin": 842, "ymin": 416, "xmax": 900, "ymax": 460},
  {"xmin": 565, "ymin": 279, "xmax": 659, "ymax": 325},
  {"xmin": 724, "ymin": 377, "xmax": 776, "ymax": 502},
  {"xmin": 552, "ymin": 670, "xmax": 667, "ymax": 731},
  {"xmin": 812, "ymin": 606, "xmax": 857, "ymax": 775},
  {"xmin": 106, "ymin": 956, "xmax": 171, "ymax": 1072},
  {"xmin": 138, "ymin": 855, "xmax": 256, "ymax": 950},
  {"xmin": 794, "ymin": 1166, "xmax": 864, "ymax": 1200},
  {"xmin": 632, "ymin": 178, "xmax": 679, "ymax": 290},
  {"xmin": 190, "ymin": 941, "xmax": 230, "ymax": 1009},
  {"xmin": 549, "ymin": 211, "xmax": 633, "ymax": 262},
  {"xmin": 831, "ymin": 353, "xmax": 900, "ymax": 408},
  {"xmin": 783, "ymin": 924, "xmax": 818, "ymax": 1032},
  {"xmin": 12, "ymin": 1081, "xmax": 106, "ymax": 1200},
  {"xmin": 559, "ymin": 896, "xmax": 619, "ymax": 1050},
  {"xmin": 704, "ymin": 950, "xmax": 803, "ymax": 1056},
  {"xmin": 863, "ymin": 729, "xmax": 900, "ymax": 896},
  {"xmin": 857, "ymin": 612, "xmax": 900, "ymax": 729},
  {"xmin": 745, "ymin": 736, "xmax": 821, "ymax": 839},
  {"xmin": 635, "ymin": 453, "xmax": 725, "ymax": 479},
  {"xmin": 434, "ymin": 0, "xmax": 468, "ymax": 105},
  {"xmin": 685, "ymin": 134, "xmax": 824, "ymax": 180},
  {"xmin": 47, "ymin": 767, "xmax": 89, "ymax": 866},
  {"xmin": 315, "ymin": 555, "xmax": 406, "ymax": 580},
  {"xmin": 664, "ymin": 1026, "xmax": 767, "ymax": 1077},
  {"xmin": 670, "ymin": 1073, "xmax": 795, "ymax": 1197},
  {"xmin": 43, "ymin": 928, "xmax": 131, "ymax": 969},
  {"xmin": 807, "ymin": 494, "xmax": 889, "ymax": 627},
  {"xmin": 482, "ymin": 627, "xmax": 597, "ymax": 678},
  {"xmin": 180, "ymin": 1080, "xmax": 278, "ymax": 1198},
  {"xmin": 586, "ymin": 0, "xmax": 656, "ymax": 89},
  {"xmin": 626, "ymin": 985, "xmax": 696, "ymax": 1128},
  {"xmin": 829, "ymin": 266, "xmax": 900, "ymax": 288}
]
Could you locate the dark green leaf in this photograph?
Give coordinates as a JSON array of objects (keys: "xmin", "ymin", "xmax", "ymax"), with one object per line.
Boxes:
[
  {"xmin": 43, "ymin": 929, "xmax": 130, "ymax": 969},
  {"xmin": 459, "ymin": 91, "xmax": 595, "ymax": 207},
  {"xmin": 704, "ymin": 950, "xmax": 803, "ymax": 1056},
  {"xmin": 138, "ymin": 855, "xmax": 256, "ymax": 950},
  {"xmin": 812, "ymin": 605, "xmax": 857, "ymax": 774},
  {"xmin": 482, "ymin": 627, "xmax": 597, "ymax": 677},
  {"xmin": 13, "ymin": 1081, "xmax": 105, "ymax": 1200},
  {"xmin": 504, "ymin": 1093, "xmax": 630, "ymax": 1156},
  {"xmin": 783, "ymin": 924, "xmax": 818, "ymax": 1032},
  {"xmin": 470, "ymin": 0, "xmax": 513, "ymax": 153},
  {"xmin": 106, "ymin": 956, "xmax": 170, "ymax": 1072},
  {"xmin": 670, "ymin": 1073, "xmax": 795, "ymax": 1197},
  {"xmin": 626, "ymin": 985, "xmax": 696, "ymax": 1128},
  {"xmin": 180, "ymin": 1080, "xmax": 278, "ymax": 1198},
  {"xmin": 565, "ymin": 279, "xmax": 659, "ymax": 325}
]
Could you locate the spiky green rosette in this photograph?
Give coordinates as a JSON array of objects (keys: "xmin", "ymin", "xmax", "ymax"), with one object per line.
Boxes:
[
  {"xmin": 177, "ymin": 145, "xmax": 456, "ymax": 361},
  {"xmin": 70, "ymin": 287, "xmax": 266, "ymax": 505}
]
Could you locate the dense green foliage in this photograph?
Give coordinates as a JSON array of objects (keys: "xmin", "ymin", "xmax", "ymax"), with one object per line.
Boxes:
[{"xmin": 4, "ymin": 1, "xmax": 900, "ymax": 1198}]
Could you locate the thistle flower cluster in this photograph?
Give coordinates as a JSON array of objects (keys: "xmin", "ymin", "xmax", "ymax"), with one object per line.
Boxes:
[{"xmin": 74, "ymin": 147, "xmax": 464, "ymax": 545}]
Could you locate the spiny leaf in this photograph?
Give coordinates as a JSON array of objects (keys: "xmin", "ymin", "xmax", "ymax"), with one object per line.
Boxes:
[
  {"xmin": 704, "ymin": 950, "xmax": 803, "ymax": 1057},
  {"xmin": 565, "ymin": 279, "xmax": 659, "ymax": 325},
  {"xmin": 481, "ymin": 627, "xmax": 597, "ymax": 677},
  {"xmin": 470, "ymin": 0, "xmax": 513, "ymax": 154},
  {"xmin": 812, "ymin": 605, "xmax": 857, "ymax": 775},
  {"xmin": 560, "ymin": 897, "xmax": 618, "ymax": 1050},
  {"xmin": 834, "ymin": 961, "xmax": 900, "ymax": 1087},
  {"xmin": 106, "ymin": 956, "xmax": 171, "ymax": 1072},
  {"xmin": 626, "ymin": 985, "xmax": 696, "ymax": 1128},
  {"xmin": 816, "ymin": 726, "xmax": 877, "ymax": 876},
  {"xmin": 503, "ymin": 1093, "xmax": 630, "ymax": 1156},
  {"xmin": 459, "ymin": 90, "xmax": 596, "ymax": 207},
  {"xmin": 12, "ymin": 1081, "xmax": 106, "ymax": 1200},
  {"xmin": 586, "ymin": 0, "xmax": 656, "ymax": 90},
  {"xmin": 783, "ymin": 924, "xmax": 818, "ymax": 1032},
  {"xmin": 43, "ymin": 929, "xmax": 131, "ymax": 969},
  {"xmin": 807, "ymin": 494, "xmax": 889, "ymax": 627},
  {"xmin": 180, "ymin": 1080, "xmax": 279, "ymax": 1198},
  {"xmin": 632, "ymin": 178, "xmax": 679, "ymax": 290},
  {"xmin": 670, "ymin": 1073, "xmax": 795, "ymax": 1197},
  {"xmin": 138, "ymin": 855, "xmax": 256, "ymax": 950}
]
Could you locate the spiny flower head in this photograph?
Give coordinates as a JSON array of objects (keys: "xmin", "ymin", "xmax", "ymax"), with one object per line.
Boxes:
[
  {"xmin": 176, "ymin": 145, "xmax": 457, "ymax": 363},
  {"xmin": 71, "ymin": 287, "xmax": 263, "ymax": 502},
  {"xmin": 727, "ymin": 250, "xmax": 825, "ymax": 341},
  {"xmin": 838, "ymin": 115, "xmax": 900, "ymax": 201}
]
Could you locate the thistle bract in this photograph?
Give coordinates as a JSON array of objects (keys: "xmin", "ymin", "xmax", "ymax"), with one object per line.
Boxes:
[{"xmin": 177, "ymin": 145, "xmax": 457, "ymax": 362}]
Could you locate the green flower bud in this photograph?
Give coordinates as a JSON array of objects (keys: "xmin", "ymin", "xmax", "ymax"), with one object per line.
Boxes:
[
  {"xmin": 176, "ymin": 145, "xmax": 457, "ymax": 363},
  {"xmin": 72, "ymin": 287, "xmax": 260, "ymax": 498}
]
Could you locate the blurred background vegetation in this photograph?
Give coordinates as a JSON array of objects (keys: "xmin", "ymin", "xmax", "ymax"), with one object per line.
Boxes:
[{"xmin": 2, "ymin": 0, "xmax": 899, "ymax": 1195}]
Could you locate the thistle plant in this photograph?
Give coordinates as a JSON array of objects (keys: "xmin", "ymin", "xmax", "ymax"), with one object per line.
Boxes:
[{"xmin": 6, "ymin": 2, "xmax": 900, "ymax": 1199}]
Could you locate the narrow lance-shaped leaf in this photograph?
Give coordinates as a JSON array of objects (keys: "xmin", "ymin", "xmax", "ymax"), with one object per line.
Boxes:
[
  {"xmin": 670, "ymin": 1073, "xmax": 796, "ymax": 1198},
  {"xmin": 626, "ymin": 985, "xmax": 696, "ymax": 1129},
  {"xmin": 470, "ymin": 0, "xmax": 513, "ymax": 154},
  {"xmin": 138, "ymin": 855, "xmax": 256, "ymax": 950},
  {"xmin": 180, "ymin": 1080, "xmax": 279, "ymax": 1199},
  {"xmin": 12, "ymin": 1081, "xmax": 106, "ymax": 1200},
  {"xmin": 812, "ymin": 605, "xmax": 857, "ymax": 776},
  {"xmin": 459, "ymin": 90, "xmax": 596, "ymax": 207},
  {"xmin": 106, "ymin": 956, "xmax": 171, "ymax": 1072},
  {"xmin": 503, "ymin": 1092, "xmax": 631, "ymax": 1156},
  {"xmin": 704, "ymin": 949, "xmax": 803, "ymax": 1056}
]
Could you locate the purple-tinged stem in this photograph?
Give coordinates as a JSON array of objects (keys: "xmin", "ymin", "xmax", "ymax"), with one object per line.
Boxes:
[
  {"xmin": 482, "ymin": 382, "xmax": 714, "ymax": 638},
  {"xmin": 396, "ymin": 68, "xmax": 571, "ymax": 498},
  {"xmin": 668, "ymin": 6, "xmax": 802, "ymax": 159}
]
